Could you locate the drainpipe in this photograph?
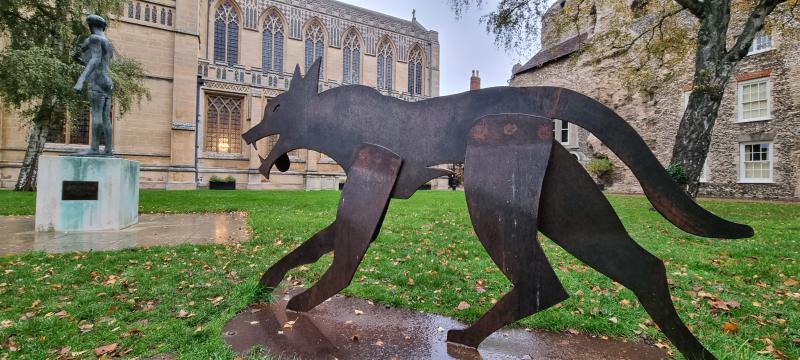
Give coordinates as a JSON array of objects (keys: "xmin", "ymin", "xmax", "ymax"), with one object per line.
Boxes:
[
  {"xmin": 195, "ymin": 76, "xmax": 204, "ymax": 186},
  {"xmin": 205, "ymin": 0, "xmax": 211, "ymax": 59}
]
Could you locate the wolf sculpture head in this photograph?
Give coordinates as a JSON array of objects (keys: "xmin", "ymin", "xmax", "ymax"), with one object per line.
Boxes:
[{"xmin": 242, "ymin": 58, "xmax": 324, "ymax": 178}]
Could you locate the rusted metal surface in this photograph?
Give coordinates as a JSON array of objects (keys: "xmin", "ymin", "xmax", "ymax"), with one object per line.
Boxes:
[
  {"xmin": 241, "ymin": 58, "xmax": 753, "ymax": 360},
  {"xmin": 223, "ymin": 288, "xmax": 669, "ymax": 360}
]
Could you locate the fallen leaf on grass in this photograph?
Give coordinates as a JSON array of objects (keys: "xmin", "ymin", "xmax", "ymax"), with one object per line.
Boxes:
[
  {"xmin": 208, "ymin": 296, "xmax": 224, "ymax": 307},
  {"xmin": 94, "ymin": 343, "xmax": 117, "ymax": 357},
  {"xmin": 176, "ymin": 309, "xmax": 194, "ymax": 318},
  {"xmin": 708, "ymin": 300, "xmax": 740, "ymax": 313},
  {"xmin": 784, "ymin": 278, "xmax": 798, "ymax": 287},
  {"xmin": 456, "ymin": 301, "xmax": 470, "ymax": 311},
  {"xmin": 721, "ymin": 322, "xmax": 738, "ymax": 334},
  {"xmin": 78, "ymin": 321, "xmax": 93, "ymax": 333}
]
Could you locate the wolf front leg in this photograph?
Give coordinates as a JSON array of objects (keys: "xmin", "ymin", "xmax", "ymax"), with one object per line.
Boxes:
[
  {"xmin": 259, "ymin": 224, "xmax": 335, "ymax": 289},
  {"xmin": 286, "ymin": 143, "xmax": 402, "ymax": 312},
  {"xmin": 448, "ymin": 114, "xmax": 569, "ymax": 348}
]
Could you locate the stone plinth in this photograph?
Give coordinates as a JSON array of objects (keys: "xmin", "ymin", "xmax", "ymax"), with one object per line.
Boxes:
[{"xmin": 35, "ymin": 156, "xmax": 140, "ymax": 232}]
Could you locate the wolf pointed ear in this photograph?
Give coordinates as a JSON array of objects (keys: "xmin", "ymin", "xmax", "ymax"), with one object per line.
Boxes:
[
  {"xmin": 289, "ymin": 64, "xmax": 302, "ymax": 92},
  {"xmin": 302, "ymin": 57, "xmax": 323, "ymax": 95}
]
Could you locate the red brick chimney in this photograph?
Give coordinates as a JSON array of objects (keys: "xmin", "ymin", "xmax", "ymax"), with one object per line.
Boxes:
[{"xmin": 470, "ymin": 70, "xmax": 481, "ymax": 90}]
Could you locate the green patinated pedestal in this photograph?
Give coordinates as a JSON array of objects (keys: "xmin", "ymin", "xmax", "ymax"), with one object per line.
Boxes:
[{"xmin": 35, "ymin": 156, "xmax": 139, "ymax": 232}]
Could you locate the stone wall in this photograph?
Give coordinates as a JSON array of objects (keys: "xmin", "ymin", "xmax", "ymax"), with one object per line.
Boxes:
[{"xmin": 512, "ymin": 1, "xmax": 800, "ymax": 200}]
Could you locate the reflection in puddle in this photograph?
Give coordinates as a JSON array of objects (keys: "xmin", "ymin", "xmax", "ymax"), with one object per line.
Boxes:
[
  {"xmin": 223, "ymin": 288, "xmax": 668, "ymax": 360},
  {"xmin": 0, "ymin": 213, "xmax": 248, "ymax": 255}
]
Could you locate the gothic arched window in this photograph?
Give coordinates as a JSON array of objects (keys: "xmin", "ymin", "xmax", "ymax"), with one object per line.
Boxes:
[
  {"xmin": 377, "ymin": 40, "xmax": 393, "ymax": 91},
  {"xmin": 408, "ymin": 47, "xmax": 424, "ymax": 96},
  {"xmin": 262, "ymin": 11, "xmax": 284, "ymax": 73},
  {"xmin": 342, "ymin": 30, "xmax": 361, "ymax": 84},
  {"xmin": 214, "ymin": 1, "xmax": 240, "ymax": 65},
  {"xmin": 205, "ymin": 94, "xmax": 243, "ymax": 154},
  {"xmin": 304, "ymin": 20, "xmax": 325, "ymax": 77}
]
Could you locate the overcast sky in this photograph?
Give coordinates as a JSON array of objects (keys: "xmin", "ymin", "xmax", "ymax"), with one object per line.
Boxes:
[{"xmin": 339, "ymin": 0, "xmax": 537, "ymax": 95}]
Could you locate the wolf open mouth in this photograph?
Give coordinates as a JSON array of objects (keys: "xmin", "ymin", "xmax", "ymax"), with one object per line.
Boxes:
[{"xmin": 243, "ymin": 132, "xmax": 291, "ymax": 178}]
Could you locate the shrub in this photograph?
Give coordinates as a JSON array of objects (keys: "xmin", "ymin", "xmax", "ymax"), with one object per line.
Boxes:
[
  {"xmin": 585, "ymin": 158, "xmax": 613, "ymax": 177},
  {"xmin": 209, "ymin": 176, "xmax": 236, "ymax": 183},
  {"xmin": 666, "ymin": 163, "xmax": 688, "ymax": 186}
]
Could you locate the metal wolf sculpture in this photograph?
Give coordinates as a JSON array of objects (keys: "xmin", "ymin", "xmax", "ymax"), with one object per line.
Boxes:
[{"xmin": 242, "ymin": 59, "xmax": 753, "ymax": 360}]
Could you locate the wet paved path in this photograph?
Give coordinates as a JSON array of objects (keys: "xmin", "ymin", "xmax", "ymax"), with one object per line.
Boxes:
[
  {"xmin": 0, "ymin": 213, "xmax": 248, "ymax": 256},
  {"xmin": 224, "ymin": 288, "xmax": 669, "ymax": 360}
]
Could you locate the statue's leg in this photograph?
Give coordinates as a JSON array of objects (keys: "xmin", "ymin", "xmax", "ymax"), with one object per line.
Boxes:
[
  {"xmin": 89, "ymin": 90, "xmax": 104, "ymax": 153},
  {"xmin": 286, "ymin": 143, "xmax": 402, "ymax": 312},
  {"xmin": 447, "ymin": 114, "xmax": 568, "ymax": 348},
  {"xmin": 259, "ymin": 223, "xmax": 335, "ymax": 289},
  {"xmin": 539, "ymin": 144, "xmax": 716, "ymax": 360},
  {"xmin": 102, "ymin": 96, "xmax": 113, "ymax": 154}
]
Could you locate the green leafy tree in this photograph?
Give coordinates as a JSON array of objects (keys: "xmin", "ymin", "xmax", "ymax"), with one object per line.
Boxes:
[
  {"xmin": 0, "ymin": 0, "xmax": 149, "ymax": 191},
  {"xmin": 450, "ymin": 0, "xmax": 798, "ymax": 197}
]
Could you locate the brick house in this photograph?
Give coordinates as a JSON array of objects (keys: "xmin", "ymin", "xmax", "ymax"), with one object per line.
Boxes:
[{"xmin": 511, "ymin": 1, "xmax": 800, "ymax": 200}]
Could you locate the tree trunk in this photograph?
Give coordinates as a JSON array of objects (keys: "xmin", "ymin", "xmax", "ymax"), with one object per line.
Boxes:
[
  {"xmin": 670, "ymin": 3, "xmax": 733, "ymax": 198},
  {"xmin": 14, "ymin": 97, "xmax": 58, "ymax": 192},
  {"xmin": 14, "ymin": 122, "xmax": 51, "ymax": 191}
]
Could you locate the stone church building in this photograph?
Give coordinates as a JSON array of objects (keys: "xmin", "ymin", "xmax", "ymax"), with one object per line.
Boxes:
[
  {"xmin": 512, "ymin": 1, "xmax": 800, "ymax": 200},
  {"xmin": 0, "ymin": 0, "xmax": 441, "ymax": 190}
]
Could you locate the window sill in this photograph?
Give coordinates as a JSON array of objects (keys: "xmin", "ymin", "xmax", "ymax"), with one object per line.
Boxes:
[
  {"xmin": 746, "ymin": 48, "xmax": 775, "ymax": 56},
  {"xmin": 736, "ymin": 116, "xmax": 773, "ymax": 123},
  {"xmin": 738, "ymin": 179, "xmax": 775, "ymax": 184},
  {"xmin": 201, "ymin": 152, "xmax": 248, "ymax": 160}
]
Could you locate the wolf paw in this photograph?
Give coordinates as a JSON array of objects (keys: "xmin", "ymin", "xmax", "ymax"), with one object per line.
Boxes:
[{"xmin": 446, "ymin": 329, "xmax": 481, "ymax": 349}]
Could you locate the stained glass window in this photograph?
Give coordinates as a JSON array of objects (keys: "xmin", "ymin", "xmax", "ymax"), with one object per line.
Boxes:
[
  {"xmin": 342, "ymin": 30, "xmax": 361, "ymax": 84},
  {"xmin": 205, "ymin": 95, "xmax": 243, "ymax": 154},
  {"xmin": 304, "ymin": 20, "xmax": 325, "ymax": 78},
  {"xmin": 377, "ymin": 40, "xmax": 393, "ymax": 90},
  {"xmin": 214, "ymin": 1, "xmax": 240, "ymax": 65},
  {"xmin": 262, "ymin": 11, "xmax": 284, "ymax": 73},
  {"xmin": 408, "ymin": 47, "xmax": 423, "ymax": 96}
]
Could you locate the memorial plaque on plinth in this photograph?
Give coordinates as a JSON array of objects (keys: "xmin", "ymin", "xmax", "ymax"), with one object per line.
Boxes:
[{"xmin": 35, "ymin": 156, "xmax": 140, "ymax": 232}]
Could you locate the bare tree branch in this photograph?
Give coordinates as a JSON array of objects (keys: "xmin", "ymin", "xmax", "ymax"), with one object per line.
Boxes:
[{"xmin": 601, "ymin": 7, "xmax": 686, "ymax": 59}]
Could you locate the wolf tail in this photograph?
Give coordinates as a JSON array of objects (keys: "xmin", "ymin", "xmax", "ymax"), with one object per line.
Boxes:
[{"xmin": 535, "ymin": 87, "xmax": 753, "ymax": 239}]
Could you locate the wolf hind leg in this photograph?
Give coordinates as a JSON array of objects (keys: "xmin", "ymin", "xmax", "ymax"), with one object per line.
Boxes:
[
  {"xmin": 286, "ymin": 144, "xmax": 402, "ymax": 312},
  {"xmin": 539, "ymin": 144, "xmax": 716, "ymax": 360},
  {"xmin": 259, "ymin": 223, "xmax": 335, "ymax": 289},
  {"xmin": 447, "ymin": 114, "xmax": 568, "ymax": 348}
]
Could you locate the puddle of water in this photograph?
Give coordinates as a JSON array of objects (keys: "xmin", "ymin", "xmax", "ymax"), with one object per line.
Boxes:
[
  {"xmin": 0, "ymin": 213, "xmax": 248, "ymax": 256},
  {"xmin": 224, "ymin": 288, "xmax": 668, "ymax": 360}
]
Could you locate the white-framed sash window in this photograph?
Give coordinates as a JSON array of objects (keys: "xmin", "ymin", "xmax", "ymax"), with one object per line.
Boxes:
[
  {"xmin": 739, "ymin": 142, "xmax": 773, "ymax": 183},
  {"xmin": 748, "ymin": 31, "xmax": 773, "ymax": 55},
  {"xmin": 737, "ymin": 78, "xmax": 772, "ymax": 122}
]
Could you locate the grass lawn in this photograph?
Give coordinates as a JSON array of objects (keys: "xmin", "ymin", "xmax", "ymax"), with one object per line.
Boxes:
[{"xmin": 0, "ymin": 190, "xmax": 798, "ymax": 359}]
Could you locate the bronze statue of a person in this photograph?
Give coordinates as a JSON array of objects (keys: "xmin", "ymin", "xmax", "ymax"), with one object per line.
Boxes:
[{"xmin": 73, "ymin": 15, "xmax": 114, "ymax": 156}]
